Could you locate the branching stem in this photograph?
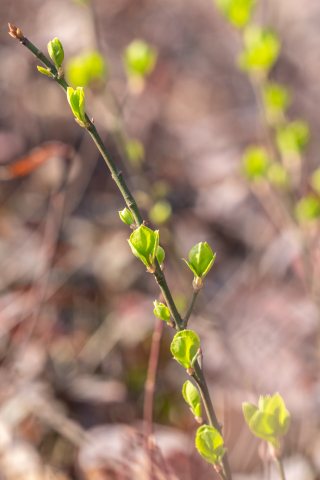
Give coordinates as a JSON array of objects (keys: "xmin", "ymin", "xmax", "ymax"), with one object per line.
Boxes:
[
  {"xmin": 12, "ymin": 27, "xmax": 232, "ymax": 480},
  {"xmin": 18, "ymin": 32, "xmax": 183, "ymax": 331}
]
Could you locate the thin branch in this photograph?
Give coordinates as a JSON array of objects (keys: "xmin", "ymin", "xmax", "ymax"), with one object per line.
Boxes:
[
  {"xmin": 192, "ymin": 362, "xmax": 232, "ymax": 480},
  {"xmin": 11, "ymin": 26, "xmax": 183, "ymax": 331},
  {"xmin": 275, "ymin": 459, "xmax": 286, "ymax": 480},
  {"xmin": 143, "ymin": 318, "xmax": 163, "ymax": 444},
  {"xmin": 182, "ymin": 290, "xmax": 199, "ymax": 329}
]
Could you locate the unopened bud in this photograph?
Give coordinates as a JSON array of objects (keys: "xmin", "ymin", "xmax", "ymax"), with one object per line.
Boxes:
[
  {"xmin": 192, "ymin": 277, "xmax": 203, "ymax": 291},
  {"xmin": 119, "ymin": 208, "xmax": 134, "ymax": 226},
  {"xmin": 147, "ymin": 264, "xmax": 156, "ymax": 274},
  {"xmin": 8, "ymin": 24, "xmax": 24, "ymax": 41},
  {"xmin": 187, "ymin": 367, "xmax": 195, "ymax": 376}
]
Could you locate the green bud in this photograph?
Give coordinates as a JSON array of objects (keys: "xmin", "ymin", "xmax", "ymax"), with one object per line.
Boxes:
[
  {"xmin": 295, "ymin": 195, "xmax": 320, "ymax": 223},
  {"xmin": 67, "ymin": 87, "xmax": 86, "ymax": 123},
  {"xmin": 156, "ymin": 246, "xmax": 165, "ymax": 265},
  {"xmin": 195, "ymin": 426, "xmax": 226, "ymax": 466},
  {"xmin": 182, "ymin": 381, "xmax": 201, "ymax": 419},
  {"xmin": 47, "ymin": 38, "xmax": 64, "ymax": 68},
  {"xmin": 119, "ymin": 208, "xmax": 134, "ymax": 226},
  {"xmin": 242, "ymin": 393, "xmax": 290, "ymax": 449},
  {"xmin": 123, "ymin": 39, "xmax": 157, "ymax": 79},
  {"xmin": 243, "ymin": 146, "xmax": 270, "ymax": 180},
  {"xmin": 37, "ymin": 66, "xmax": 54, "ymax": 77},
  {"xmin": 170, "ymin": 330, "xmax": 200, "ymax": 369},
  {"xmin": 153, "ymin": 300, "xmax": 170, "ymax": 322},
  {"xmin": 66, "ymin": 50, "xmax": 107, "ymax": 88},
  {"xmin": 276, "ymin": 120, "xmax": 310, "ymax": 157},
  {"xmin": 183, "ymin": 243, "xmax": 216, "ymax": 281},
  {"xmin": 238, "ymin": 27, "xmax": 280, "ymax": 73},
  {"xmin": 128, "ymin": 225, "xmax": 159, "ymax": 268},
  {"xmin": 213, "ymin": 0, "xmax": 256, "ymax": 29}
]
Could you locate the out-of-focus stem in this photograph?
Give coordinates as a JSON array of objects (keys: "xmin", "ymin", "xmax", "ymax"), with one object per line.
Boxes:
[
  {"xmin": 143, "ymin": 318, "xmax": 163, "ymax": 443},
  {"xmin": 275, "ymin": 458, "xmax": 286, "ymax": 480}
]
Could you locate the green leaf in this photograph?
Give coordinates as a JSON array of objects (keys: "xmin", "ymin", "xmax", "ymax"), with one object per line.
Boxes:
[
  {"xmin": 123, "ymin": 40, "xmax": 157, "ymax": 79},
  {"xmin": 66, "ymin": 50, "xmax": 107, "ymax": 88},
  {"xmin": 238, "ymin": 27, "xmax": 280, "ymax": 73},
  {"xmin": 276, "ymin": 121, "xmax": 310, "ymax": 156},
  {"xmin": 242, "ymin": 402, "xmax": 258, "ymax": 425},
  {"xmin": 119, "ymin": 208, "xmax": 134, "ymax": 226},
  {"xmin": 310, "ymin": 168, "xmax": 320, "ymax": 194},
  {"xmin": 156, "ymin": 246, "xmax": 165, "ymax": 265},
  {"xmin": 243, "ymin": 393, "xmax": 291, "ymax": 446},
  {"xmin": 213, "ymin": 0, "xmax": 256, "ymax": 29},
  {"xmin": 262, "ymin": 82, "xmax": 291, "ymax": 124},
  {"xmin": 37, "ymin": 66, "xmax": 54, "ymax": 77},
  {"xmin": 195, "ymin": 426, "xmax": 226, "ymax": 466},
  {"xmin": 182, "ymin": 258, "xmax": 198, "ymax": 278},
  {"xmin": 182, "ymin": 381, "xmax": 201, "ymax": 415},
  {"xmin": 248, "ymin": 411, "xmax": 277, "ymax": 441},
  {"xmin": 170, "ymin": 330, "xmax": 200, "ymax": 368},
  {"xmin": 201, "ymin": 253, "xmax": 216, "ymax": 280},
  {"xmin": 67, "ymin": 87, "xmax": 86, "ymax": 123},
  {"xmin": 125, "ymin": 138, "xmax": 145, "ymax": 166},
  {"xmin": 153, "ymin": 300, "xmax": 170, "ymax": 322},
  {"xmin": 189, "ymin": 243, "xmax": 214, "ymax": 278},
  {"xmin": 264, "ymin": 393, "xmax": 291, "ymax": 437},
  {"xmin": 149, "ymin": 200, "xmax": 172, "ymax": 225},
  {"xmin": 47, "ymin": 38, "xmax": 64, "ymax": 68},
  {"xmin": 128, "ymin": 225, "xmax": 158, "ymax": 267},
  {"xmin": 295, "ymin": 196, "xmax": 320, "ymax": 223},
  {"xmin": 267, "ymin": 163, "xmax": 288, "ymax": 188},
  {"xmin": 243, "ymin": 146, "xmax": 270, "ymax": 180}
]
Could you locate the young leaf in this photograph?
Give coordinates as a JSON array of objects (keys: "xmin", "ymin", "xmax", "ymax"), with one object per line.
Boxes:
[
  {"xmin": 156, "ymin": 246, "xmax": 165, "ymax": 265},
  {"xmin": 262, "ymin": 82, "xmax": 291, "ymax": 124},
  {"xmin": 238, "ymin": 27, "xmax": 280, "ymax": 73},
  {"xmin": 149, "ymin": 200, "xmax": 172, "ymax": 225},
  {"xmin": 47, "ymin": 38, "xmax": 64, "ymax": 68},
  {"xmin": 267, "ymin": 163, "xmax": 288, "ymax": 188},
  {"xmin": 242, "ymin": 402, "xmax": 258, "ymax": 425},
  {"xmin": 37, "ymin": 66, "xmax": 54, "ymax": 77},
  {"xmin": 276, "ymin": 121, "xmax": 310, "ymax": 157},
  {"xmin": 243, "ymin": 393, "xmax": 290, "ymax": 448},
  {"xmin": 170, "ymin": 330, "xmax": 200, "ymax": 368},
  {"xmin": 182, "ymin": 381, "xmax": 201, "ymax": 417},
  {"xmin": 66, "ymin": 50, "xmax": 107, "ymax": 88},
  {"xmin": 128, "ymin": 225, "xmax": 158, "ymax": 267},
  {"xmin": 123, "ymin": 40, "xmax": 157, "ymax": 79},
  {"xmin": 213, "ymin": 0, "xmax": 256, "ymax": 29},
  {"xmin": 188, "ymin": 243, "xmax": 215, "ymax": 278},
  {"xmin": 153, "ymin": 300, "xmax": 170, "ymax": 322},
  {"xmin": 67, "ymin": 87, "xmax": 86, "ymax": 123},
  {"xmin": 243, "ymin": 146, "xmax": 270, "ymax": 180},
  {"xmin": 195, "ymin": 426, "xmax": 226, "ymax": 465},
  {"xmin": 119, "ymin": 208, "xmax": 134, "ymax": 226},
  {"xmin": 125, "ymin": 138, "xmax": 145, "ymax": 165},
  {"xmin": 295, "ymin": 196, "xmax": 320, "ymax": 223}
]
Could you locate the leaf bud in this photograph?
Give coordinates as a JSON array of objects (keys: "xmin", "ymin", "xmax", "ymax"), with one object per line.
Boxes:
[
  {"xmin": 156, "ymin": 246, "xmax": 165, "ymax": 265},
  {"xmin": 128, "ymin": 225, "xmax": 159, "ymax": 268},
  {"xmin": 67, "ymin": 87, "xmax": 86, "ymax": 124},
  {"xmin": 47, "ymin": 38, "xmax": 64, "ymax": 68},
  {"xmin": 119, "ymin": 208, "xmax": 134, "ymax": 226},
  {"xmin": 153, "ymin": 300, "xmax": 170, "ymax": 322},
  {"xmin": 183, "ymin": 243, "xmax": 216, "ymax": 284}
]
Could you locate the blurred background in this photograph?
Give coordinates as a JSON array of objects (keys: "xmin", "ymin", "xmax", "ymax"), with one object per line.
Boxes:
[{"xmin": 1, "ymin": 0, "xmax": 320, "ymax": 478}]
